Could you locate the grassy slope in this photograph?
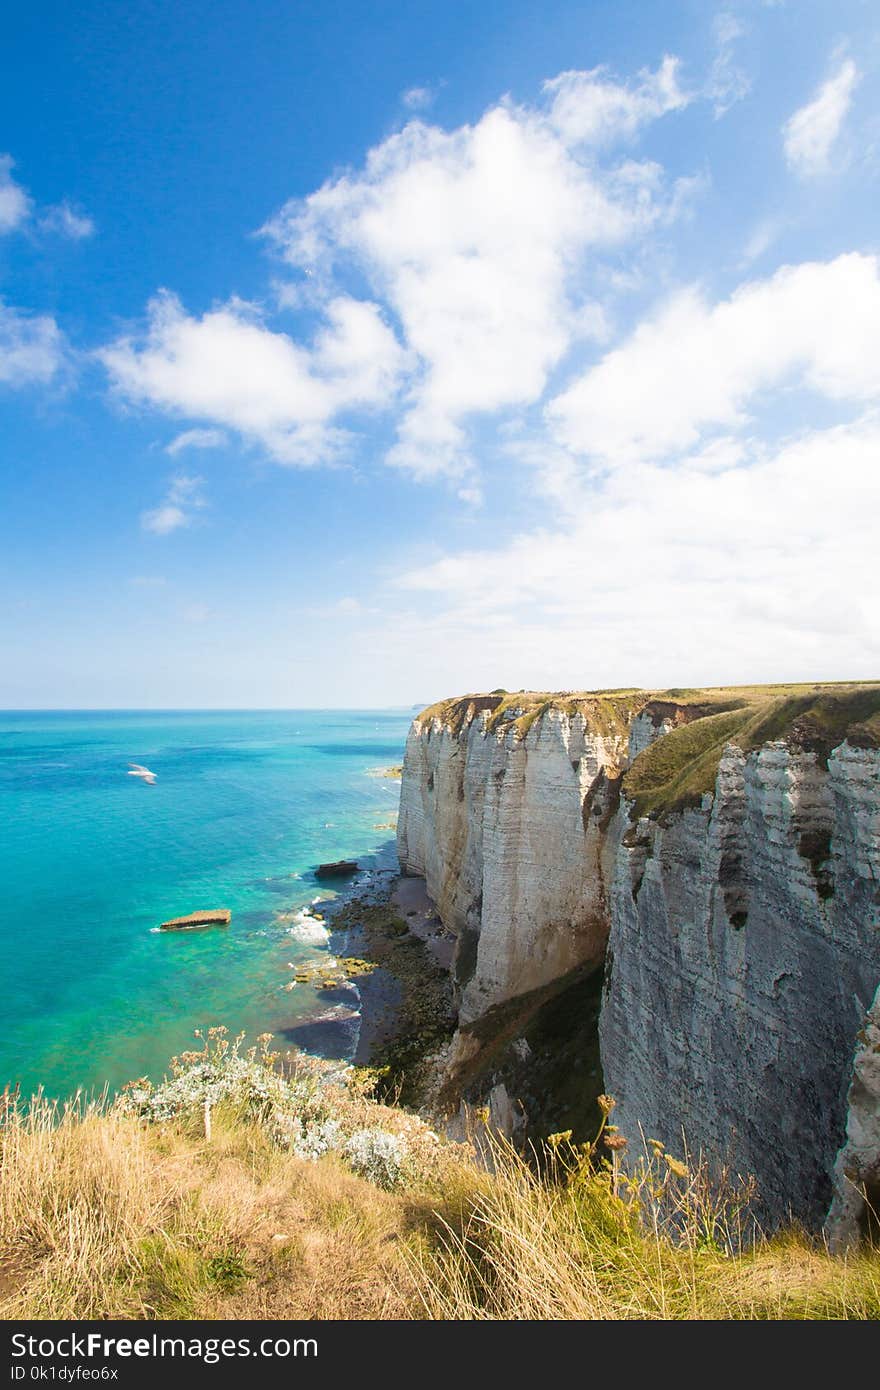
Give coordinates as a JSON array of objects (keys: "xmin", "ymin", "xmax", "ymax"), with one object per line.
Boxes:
[
  {"xmin": 415, "ymin": 681, "xmax": 880, "ymax": 818},
  {"xmin": 2, "ymin": 1095, "xmax": 878, "ymax": 1320},
  {"xmin": 623, "ymin": 685, "xmax": 880, "ymax": 817},
  {"xmin": 0, "ymin": 1078, "xmax": 464, "ymax": 1321}
]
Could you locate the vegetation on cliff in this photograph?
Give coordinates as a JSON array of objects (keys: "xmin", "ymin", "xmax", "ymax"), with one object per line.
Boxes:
[
  {"xmin": 623, "ymin": 683, "xmax": 880, "ymax": 817},
  {"xmin": 2, "ymin": 1040, "xmax": 878, "ymax": 1320},
  {"xmin": 414, "ymin": 681, "xmax": 880, "ymax": 819},
  {"xmin": 416, "ymin": 689, "xmax": 645, "ymax": 741}
]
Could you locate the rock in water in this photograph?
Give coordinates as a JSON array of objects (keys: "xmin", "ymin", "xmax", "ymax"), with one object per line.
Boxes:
[
  {"xmin": 315, "ymin": 860, "xmax": 359, "ymax": 879},
  {"xmin": 159, "ymin": 910, "xmax": 231, "ymax": 931}
]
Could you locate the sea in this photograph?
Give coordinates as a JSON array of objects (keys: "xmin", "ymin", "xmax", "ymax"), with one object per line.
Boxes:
[{"xmin": 0, "ymin": 709, "xmax": 412, "ymax": 1101}]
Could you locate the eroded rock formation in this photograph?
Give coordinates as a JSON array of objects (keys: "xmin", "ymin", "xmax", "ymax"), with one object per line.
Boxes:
[{"xmin": 397, "ymin": 685, "xmax": 880, "ymax": 1231}]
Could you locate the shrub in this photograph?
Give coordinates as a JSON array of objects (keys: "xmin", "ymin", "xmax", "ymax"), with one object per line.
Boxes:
[
  {"xmin": 118, "ymin": 1028, "xmax": 358, "ymax": 1171},
  {"xmin": 343, "ymin": 1128, "xmax": 408, "ymax": 1189}
]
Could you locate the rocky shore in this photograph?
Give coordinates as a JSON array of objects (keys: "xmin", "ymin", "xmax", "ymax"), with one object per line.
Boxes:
[{"xmin": 316, "ymin": 869, "xmax": 457, "ymax": 1106}]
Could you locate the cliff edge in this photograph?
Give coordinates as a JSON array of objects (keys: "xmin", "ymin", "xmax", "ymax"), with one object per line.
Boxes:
[{"xmin": 396, "ymin": 683, "xmax": 880, "ymax": 1235}]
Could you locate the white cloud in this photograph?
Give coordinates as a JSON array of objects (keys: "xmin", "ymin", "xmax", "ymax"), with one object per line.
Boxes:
[
  {"xmin": 0, "ymin": 300, "xmax": 65, "ymax": 386},
  {"xmin": 543, "ymin": 56, "xmax": 689, "ymax": 147},
  {"xmin": 549, "ymin": 253, "xmax": 880, "ymax": 465},
  {"xmin": 166, "ymin": 427, "xmax": 228, "ymax": 454},
  {"xmin": 40, "ymin": 202, "xmax": 95, "ymax": 240},
  {"xmin": 402, "ymin": 86, "xmax": 435, "ymax": 111},
  {"xmin": 263, "ymin": 61, "xmax": 691, "ymax": 477},
  {"xmin": 1, "ymin": 157, "xmax": 94, "ymax": 239},
  {"xmin": 0, "ymin": 155, "xmax": 31, "ymax": 233},
  {"xmin": 739, "ymin": 219, "xmax": 780, "ymax": 267},
  {"xmin": 101, "ymin": 291, "xmax": 405, "ymax": 465},
  {"xmin": 388, "ymin": 413, "xmax": 880, "ymax": 686},
  {"xmin": 141, "ymin": 473, "xmax": 206, "ymax": 535},
  {"xmin": 142, "ymin": 504, "xmax": 187, "ymax": 535},
  {"xmin": 783, "ymin": 58, "xmax": 859, "ymax": 178},
  {"xmin": 456, "ymin": 484, "xmax": 484, "ymax": 507},
  {"xmin": 705, "ymin": 13, "xmax": 751, "ymax": 117}
]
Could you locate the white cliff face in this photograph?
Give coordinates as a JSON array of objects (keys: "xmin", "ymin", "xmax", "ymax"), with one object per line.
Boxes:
[
  {"xmin": 398, "ymin": 705, "xmax": 627, "ymax": 1026},
  {"xmin": 600, "ymin": 740, "xmax": 880, "ymax": 1227},
  {"xmin": 397, "ymin": 695, "xmax": 880, "ymax": 1230},
  {"xmin": 627, "ymin": 711, "xmax": 675, "ymax": 759}
]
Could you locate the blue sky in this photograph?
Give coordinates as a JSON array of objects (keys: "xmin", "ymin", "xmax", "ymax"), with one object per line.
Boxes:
[{"xmin": 1, "ymin": 0, "xmax": 878, "ymax": 707}]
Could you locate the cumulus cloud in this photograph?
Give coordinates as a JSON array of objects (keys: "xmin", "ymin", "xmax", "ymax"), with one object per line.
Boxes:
[
  {"xmin": 783, "ymin": 59, "xmax": 859, "ymax": 178},
  {"xmin": 66, "ymin": 50, "xmax": 876, "ymax": 692},
  {"xmin": 1, "ymin": 158, "xmax": 94, "ymax": 239},
  {"xmin": 362, "ymin": 249, "xmax": 880, "ymax": 688},
  {"xmin": 40, "ymin": 202, "xmax": 95, "ymax": 240},
  {"xmin": 99, "ymin": 55, "xmax": 868, "ymax": 510},
  {"xmin": 543, "ymin": 55, "xmax": 689, "ymax": 147},
  {"xmin": 549, "ymin": 253, "xmax": 880, "ymax": 465},
  {"xmin": 0, "ymin": 300, "xmax": 65, "ymax": 386},
  {"xmin": 101, "ymin": 292, "xmax": 405, "ymax": 465},
  {"xmin": 263, "ymin": 60, "xmax": 691, "ymax": 476},
  {"xmin": 141, "ymin": 473, "xmax": 206, "ymax": 535},
  {"xmin": 0, "ymin": 155, "xmax": 32, "ymax": 233},
  {"xmin": 389, "ymin": 413, "xmax": 880, "ymax": 687}
]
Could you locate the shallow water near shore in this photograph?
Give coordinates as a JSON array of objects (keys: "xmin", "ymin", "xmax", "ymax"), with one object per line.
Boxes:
[{"xmin": 0, "ymin": 708, "xmax": 410, "ymax": 1099}]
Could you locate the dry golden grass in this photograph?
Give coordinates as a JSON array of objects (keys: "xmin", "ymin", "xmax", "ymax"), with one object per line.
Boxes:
[
  {"xmin": 2, "ymin": 1099, "xmax": 877, "ymax": 1321},
  {"xmin": 0, "ymin": 1095, "xmax": 438, "ymax": 1320},
  {"xmin": 410, "ymin": 1138, "xmax": 880, "ymax": 1321}
]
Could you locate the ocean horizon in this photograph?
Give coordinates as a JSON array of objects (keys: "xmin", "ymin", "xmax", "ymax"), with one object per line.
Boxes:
[{"xmin": 1, "ymin": 708, "xmax": 411, "ymax": 1100}]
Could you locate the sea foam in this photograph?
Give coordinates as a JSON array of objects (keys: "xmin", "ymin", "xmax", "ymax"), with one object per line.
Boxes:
[{"xmin": 286, "ymin": 907, "xmax": 330, "ymax": 945}]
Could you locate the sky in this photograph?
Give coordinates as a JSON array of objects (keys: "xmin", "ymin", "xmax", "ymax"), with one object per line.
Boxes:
[{"xmin": 1, "ymin": 0, "xmax": 878, "ymax": 708}]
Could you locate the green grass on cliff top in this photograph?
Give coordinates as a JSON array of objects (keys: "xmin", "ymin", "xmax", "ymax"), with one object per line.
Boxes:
[
  {"xmin": 415, "ymin": 682, "xmax": 880, "ymax": 818},
  {"xmin": 417, "ymin": 689, "xmax": 650, "ymax": 740},
  {"xmin": 623, "ymin": 686, "xmax": 880, "ymax": 817}
]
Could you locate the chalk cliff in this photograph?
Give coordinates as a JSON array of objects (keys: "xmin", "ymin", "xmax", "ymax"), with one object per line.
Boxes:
[{"xmin": 396, "ymin": 685, "xmax": 880, "ymax": 1231}]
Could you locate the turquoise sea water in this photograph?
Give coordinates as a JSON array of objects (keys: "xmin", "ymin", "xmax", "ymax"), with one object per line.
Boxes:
[{"xmin": 0, "ymin": 709, "xmax": 411, "ymax": 1100}]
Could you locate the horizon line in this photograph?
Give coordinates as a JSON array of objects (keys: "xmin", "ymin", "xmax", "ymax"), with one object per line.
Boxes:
[
  {"xmin": 0, "ymin": 706, "xmax": 424, "ymax": 713},
  {"xmin": 2, "ymin": 679, "xmax": 878, "ymax": 715}
]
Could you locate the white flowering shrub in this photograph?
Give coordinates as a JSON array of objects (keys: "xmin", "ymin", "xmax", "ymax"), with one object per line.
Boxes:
[
  {"xmin": 343, "ymin": 1128, "xmax": 408, "ymax": 1190},
  {"xmin": 116, "ymin": 1029, "xmax": 414, "ymax": 1191},
  {"xmin": 275, "ymin": 1114, "xmax": 343, "ymax": 1160},
  {"xmin": 129, "ymin": 1052, "xmax": 294, "ymax": 1124},
  {"xmin": 118, "ymin": 1028, "xmax": 332, "ymax": 1145}
]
